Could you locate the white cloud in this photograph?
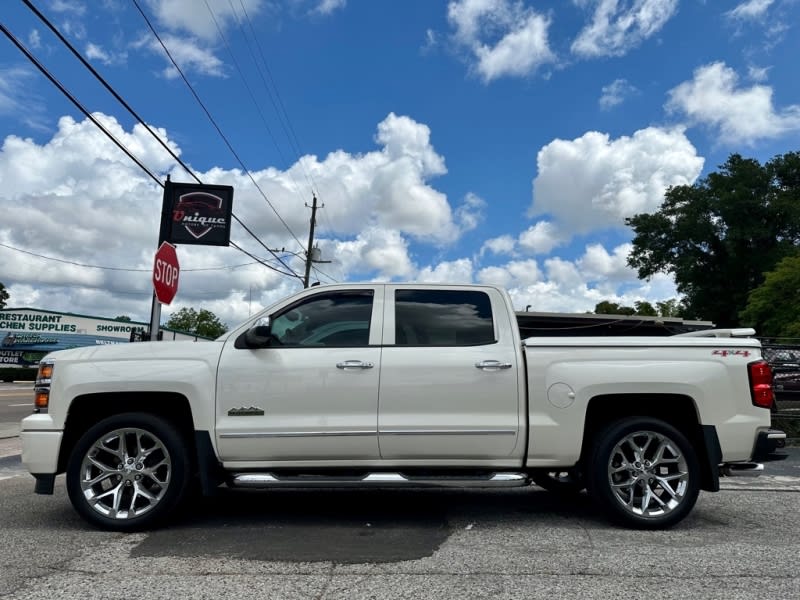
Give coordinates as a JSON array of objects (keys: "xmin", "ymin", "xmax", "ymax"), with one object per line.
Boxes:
[
  {"xmin": 599, "ymin": 78, "xmax": 638, "ymax": 110},
  {"xmin": 312, "ymin": 0, "xmax": 346, "ymax": 16},
  {"xmin": 0, "ymin": 112, "xmax": 481, "ymax": 321},
  {"xmin": 518, "ymin": 221, "xmax": 566, "ymax": 255},
  {"xmin": 447, "ymin": 0, "xmax": 555, "ymax": 82},
  {"xmin": 666, "ymin": 61, "xmax": 800, "ymax": 144},
  {"xmin": 748, "ymin": 65, "xmax": 770, "ymax": 82},
  {"xmin": 726, "ymin": 0, "xmax": 774, "ymax": 21},
  {"xmin": 577, "ymin": 243, "xmax": 636, "ymax": 282},
  {"xmin": 572, "ymin": 0, "xmax": 679, "ymax": 58},
  {"xmin": 530, "ymin": 127, "xmax": 703, "ymax": 234},
  {"xmin": 51, "ymin": 0, "xmax": 87, "ymax": 15},
  {"xmin": 322, "ymin": 228, "xmax": 414, "ymax": 281},
  {"xmin": 0, "ymin": 67, "xmax": 49, "ymax": 131},
  {"xmin": 85, "ymin": 42, "xmax": 127, "ymax": 66},
  {"xmin": 145, "ymin": 0, "xmax": 263, "ymax": 41},
  {"xmin": 421, "ymin": 28, "xmax": 439, "ymax": 54},
  {"xmin": 86, "ymin": 43, "xmax": 111, "ymax": 63},
  {"xmin": 454, "ymin": 193, "xmax": 486, "ymax": 233},
  {"xmin": 134, "ymin": 33, "xmax": 225, "ymax": 78},
  {"xmin": 28, "ymin": 30, "xmax": 42, "ymax": 49},
  {"xmin": 480, "ymin": 235, "xmax": 515, "ymax": 257},
  {"xmin": 417, "ymin": 258, "xmax": 474, "ymax": 283}
]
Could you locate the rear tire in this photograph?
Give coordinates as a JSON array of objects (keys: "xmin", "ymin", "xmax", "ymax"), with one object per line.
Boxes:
[
  {"xmin": 66, "ymin": 412, "xmax": 191, "ymax": 531},
  {"xmin": 587, "ymin": 417, "xmax": 700, "ymax": 529}
]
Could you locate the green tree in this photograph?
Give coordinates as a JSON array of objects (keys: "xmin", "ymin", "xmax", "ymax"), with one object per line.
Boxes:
[
  {"xmin": 594, "ymin": 299, "xmax": 674, "ymax": 317},
  {"xmin": 655, "ymin": 299, "xmax": 684, "ymax": 318},
  {"xmin": 594, "ymin": 301, "xmax": 636, "ymax": 315},
  {"xmin": 165, "ymin": 307, "xmax": 228, "ymax": 338},
  {"xmin": 633, "ymin": 301, "xmax": 658, "ymax": 317},
  {"xmin": 0, "ymin": 282, "xmax": 8, "ymax": 309},
  {"xmin": 740, "ymin": 253, "xmax": 800, "ymax": 338},
  {"xmin": 627, "ymin": 152, "xmax": 800, "ymax": 326},
  {"xmin": 114, "ymin": 315, "xmax": 132, "ymax": 322}
]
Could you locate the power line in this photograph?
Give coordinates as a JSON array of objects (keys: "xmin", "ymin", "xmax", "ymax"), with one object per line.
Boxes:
[
  {"xmin": 132, "ymin": 0, "xmax": 307, "ymax": 254},
  {"xmin": 229, "ymin": 241, "xmax": 302, "ymax": 280},
  {"xmin": 20, "ymin": 0, "xmax": 201, "ymax": 186},
  {"xmin": 0, "ymin": 241, "xmax": 263, "ymax": 272},
  {"xmin": 205, "ymin": 0, "xmax": 311, "ymax": 207},
  {"xmin": 0, "ymin": 23, "xmax": 162, "ymax": 187},
  {"xmin": 235, "ymin": 0, "xmax": 319, "ymax": 197},
  {"xmin": 19, "ymin": 0, "xmax": 302, "ymax": 280}
]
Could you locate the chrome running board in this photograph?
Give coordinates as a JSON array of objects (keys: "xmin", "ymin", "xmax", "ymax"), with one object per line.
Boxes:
[{"xmin": 230, "ymin": 472, "xmax": 530, "ymax": 489}]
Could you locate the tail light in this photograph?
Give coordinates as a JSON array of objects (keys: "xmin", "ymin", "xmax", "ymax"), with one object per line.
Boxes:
[{"xmin": 748, "ymin": 360, "xmax": 774, "ymax": 409}]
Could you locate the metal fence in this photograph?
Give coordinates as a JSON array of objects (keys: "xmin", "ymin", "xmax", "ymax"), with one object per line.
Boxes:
[{"xmin": 761, "ymin": 343, "xmax": 800, "ymax": 444}]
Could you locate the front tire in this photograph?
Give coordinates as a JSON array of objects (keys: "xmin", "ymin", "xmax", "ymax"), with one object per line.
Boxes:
[
  {"xmin": 587, "ymin": 417, "xmax": 700, "ymax": 529},
  {"xmin": 66, "ymin": 412, "xmax": 191, "ymax": 531}
]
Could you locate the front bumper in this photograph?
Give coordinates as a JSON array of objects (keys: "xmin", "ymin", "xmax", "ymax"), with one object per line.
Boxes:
[
  {"xmin": 20, "ymin": 430, "xmax": 62, "ymax": 475},
  {"xmin": 721, "ymin": 428, "xmax": 787, "ymax": 478}
]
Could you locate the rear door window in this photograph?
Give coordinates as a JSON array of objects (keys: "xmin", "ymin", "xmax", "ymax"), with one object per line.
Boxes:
[{"xmin": 394, "ymin": 289, "xmax": 495, "ymax": 346}]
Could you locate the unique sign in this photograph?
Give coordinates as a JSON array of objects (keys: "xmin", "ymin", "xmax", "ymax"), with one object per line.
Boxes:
[
  {"xmin": 153, "ymin": 242, "xmax": 180, "ymax": 305},
  {"xmin": 164, "ymin": 182, "xmax": 233, "ymax": 246}
]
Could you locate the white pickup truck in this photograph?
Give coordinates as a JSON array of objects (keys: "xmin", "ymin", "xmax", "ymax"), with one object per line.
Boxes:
[{"xmin": 21, "ymin": 283, "xmax": 786, "ymax": 531}]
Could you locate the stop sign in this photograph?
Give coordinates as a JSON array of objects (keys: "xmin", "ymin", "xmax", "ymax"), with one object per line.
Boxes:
[{"xmin": 153, "ymin": 242, "xmax": 180, "ymax": 305}]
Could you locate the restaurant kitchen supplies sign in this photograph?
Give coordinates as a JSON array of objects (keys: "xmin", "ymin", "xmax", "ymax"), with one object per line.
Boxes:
[{"xmin": 164, "ymin": 181, "xmax": 234, "ymax": 247}]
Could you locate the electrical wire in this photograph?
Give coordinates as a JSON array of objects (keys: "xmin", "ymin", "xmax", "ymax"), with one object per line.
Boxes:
[
  {"xmin": 229, "ymin": 241, "xmax": 302, "ymax": 279},
  {"xmin": 131, "ymin": 0, "xmax": 307, "ymax": 254},
  {"xmin": 205, "ymin": 0, "xmax": 311, "ymax": 209},
  {"xmin": 229, "ymin": 0, "xmax": 318, "ymax": 195},
  {"xmin": 0, "ymin": 241, "xmax": 263, "ymax": 272},
  {"xmin": 20, "ymin": 0, "xmax": 202, "ymax": 186},
  {"xmin": 19, "ymin": 1, "xmax": 302, "ymax": 280},
  {"xmin": 0, "ymin": 23, "xmax": 163, "ymax": 187}
]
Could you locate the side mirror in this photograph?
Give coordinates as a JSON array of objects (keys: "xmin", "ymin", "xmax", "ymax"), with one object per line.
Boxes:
[
  {"xmin": 234, "ymin": 318, "xmax": 273, "ymax": 349},
  {"xmin": 245, "ymin": 325, "xmax": 272, "ymax": 348}
]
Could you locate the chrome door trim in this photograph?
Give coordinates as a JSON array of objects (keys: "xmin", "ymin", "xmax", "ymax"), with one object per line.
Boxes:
[
  {"xmin": 379, "ymin": 429, "xmax": 517, "ymax": 436},
  {"xmin": 219, "ymin": 430, "xmax": 377, "ymax": 439}
]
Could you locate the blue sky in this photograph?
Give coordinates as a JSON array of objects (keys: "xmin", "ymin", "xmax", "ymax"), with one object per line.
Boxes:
[{"xmin": 1, "ymin": 0, "xmax": 799, "ymax": 326}]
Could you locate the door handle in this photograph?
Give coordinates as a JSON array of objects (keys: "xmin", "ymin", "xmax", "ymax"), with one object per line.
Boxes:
[
  {"xmin": 475, "ymin": 360, "xmax": 512, "ymax": 370},
  {"xmin": 336, "ymin": 360, "xmax": 374, "ymax": 370}
]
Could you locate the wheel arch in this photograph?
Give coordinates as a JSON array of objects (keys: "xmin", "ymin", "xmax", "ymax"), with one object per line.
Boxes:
[
  {"xmin": 579, "ymin": 393, "xmax": 719, "ymax": 492},
  {"xmin": 58, "ymin": 392, "xmax": 195, "ymax": 474}
]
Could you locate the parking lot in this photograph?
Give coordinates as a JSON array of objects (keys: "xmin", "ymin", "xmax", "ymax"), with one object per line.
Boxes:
[
  {"xmin": 0, "ymin": 446, "xmax": 798, "ymax": 599},
  {"xmin": 2, "ymin": 381, "xmax": 799, "ymax": 599}
]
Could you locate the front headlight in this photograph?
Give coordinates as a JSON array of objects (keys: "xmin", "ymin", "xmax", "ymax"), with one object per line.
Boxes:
[{"xmin": 34, "ymin": 359, "xmax": 55, "ymax": 413}]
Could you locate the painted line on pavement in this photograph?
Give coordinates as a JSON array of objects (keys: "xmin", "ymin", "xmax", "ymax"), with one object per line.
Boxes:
[{"xmin": 8, "ymin": 403, "xmax": 33, "ymax": 407}]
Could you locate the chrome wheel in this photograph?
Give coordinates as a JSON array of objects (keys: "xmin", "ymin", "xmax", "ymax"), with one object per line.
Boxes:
[
  {"xmin": 79, "ymin": 427, "xmax": 172, "ymax": 520},
  {"xmin": 607, "ymin": 430, "xmax": 690, "ymax": 519}
]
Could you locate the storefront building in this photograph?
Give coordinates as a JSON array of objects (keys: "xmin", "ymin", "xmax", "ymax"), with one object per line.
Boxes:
[{"xmin": 0, "ymin": 308, "xmax": 207, "ymax": 367}]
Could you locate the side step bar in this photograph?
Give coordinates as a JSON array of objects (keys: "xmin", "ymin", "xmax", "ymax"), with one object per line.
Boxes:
[{"xmin": 230, "ymin": 472, "xmax": 530, "ymax": 489}]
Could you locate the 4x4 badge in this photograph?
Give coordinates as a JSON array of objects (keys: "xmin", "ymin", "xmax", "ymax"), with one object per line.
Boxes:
[{"xmin": 227, "ymin": 406, "xmax": 265, "ymax": 416}]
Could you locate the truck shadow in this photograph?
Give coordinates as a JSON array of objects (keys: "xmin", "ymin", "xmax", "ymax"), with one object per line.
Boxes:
[{"xmin": 132, "ymin": 487, "xmax": 598, "ymax": 564}]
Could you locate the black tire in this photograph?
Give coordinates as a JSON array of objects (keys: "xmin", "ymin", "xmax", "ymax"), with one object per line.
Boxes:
[
  {"xmin": 587, "ymin": 417, "xmax": 700, "ymax": 529},
  {"xmin": 531, "ymin": 468, "xmax": 585, "ymax": 495},
  {"xmin": 66, "ymin": 412, "xmax": 192, "ymax": 531}
]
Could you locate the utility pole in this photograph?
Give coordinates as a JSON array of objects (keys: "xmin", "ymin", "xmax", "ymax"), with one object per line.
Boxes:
[{"xmin": 303, "ymin": 194, "xmax": 321, "ymax": 288}]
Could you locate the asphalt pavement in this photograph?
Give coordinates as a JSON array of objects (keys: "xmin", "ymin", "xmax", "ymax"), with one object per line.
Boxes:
[
  {"xmin": 0, "ymin": 446, "xmax": 799, "ymax": 599},
  {"xmin": 1, "ymin": 467, "xmax": 799, "ymax": 599},
  {"xmin": 0, "ymin": 383, "xmax": 33, "ymax": 439}
]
